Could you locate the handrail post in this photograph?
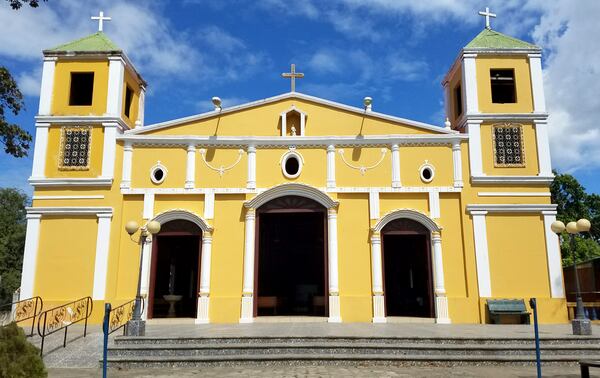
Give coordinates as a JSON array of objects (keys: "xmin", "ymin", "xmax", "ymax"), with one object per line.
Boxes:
[{"xmin": 102, "ymin": 303, "xmax": 111, "ymax": 378}]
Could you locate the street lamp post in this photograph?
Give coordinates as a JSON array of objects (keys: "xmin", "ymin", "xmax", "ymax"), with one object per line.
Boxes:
[
  {"xmin": 124, "ymin": 219, "xmax": 161, "ymax": 336},
  {"xmin": 551, "ymin": 218, "xmax": 592, "ymax": 335}
]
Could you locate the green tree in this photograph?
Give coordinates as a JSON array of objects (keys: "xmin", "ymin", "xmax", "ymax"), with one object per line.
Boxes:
[
  {"xmin": 0, "ymin": 67, "xmax": 31, "ymax": 157},
  {"xmin": 0, "ymin": 322, "xmax": 46, "ymax": 377},
  {"xmin": 6, "ymin": 0, "xmax": 46, "ymax": 10},
  {"xmin": 551, "ymin": 171, "xmax": 600, "ymax": 265},
  {"xmin": 0, "ymin": 188, "xmax": 28, "ymax": 304}
]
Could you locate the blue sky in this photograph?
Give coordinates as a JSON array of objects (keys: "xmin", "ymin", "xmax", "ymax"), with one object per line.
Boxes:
[{"xmin": 1, "ymin": 0, "xmax": 599, "ymax": 195}]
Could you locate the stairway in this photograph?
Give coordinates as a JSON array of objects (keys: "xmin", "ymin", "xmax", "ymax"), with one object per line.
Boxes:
[{"xmin": 105, "ymin": 335, "xmax": 600, "ymax": 367}]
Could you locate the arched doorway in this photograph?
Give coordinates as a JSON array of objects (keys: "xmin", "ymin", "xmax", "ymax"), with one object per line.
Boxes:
[
  {"xmin": 148, "ymin": 219, "xmax": 202, "ymax": 319},
  {"xmin": 255, "ymin": 196, "xmax": 328, "ymax": 317},
  {"xmin": 381, "ymin": 218, "xmax": 434, "ymax": 318}
]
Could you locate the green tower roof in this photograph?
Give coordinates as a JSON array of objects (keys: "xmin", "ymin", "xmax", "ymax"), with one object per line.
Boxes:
[
  {"xmin": 465, "ymin": 28, "xmax": 539, "ymax": 50},
  {"xmin": 45, "ymin": 32, "xmax": 121, "ymax": 53}
]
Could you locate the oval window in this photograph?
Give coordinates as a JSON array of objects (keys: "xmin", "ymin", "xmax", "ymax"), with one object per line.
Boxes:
[
  {"xmin": 153, "ymin": 168, "xmax": 164, "ymax": 182},
  {"xmin": 419, "ymin": 164, "xmax": 435, "ymax": 183},
  {"xmin": 281, "ymin": 151, "xmax": 303, "ymax": 179},
  {"xmin": 150, "ymin": 163, "xmax": 167, "ymax": 184}
]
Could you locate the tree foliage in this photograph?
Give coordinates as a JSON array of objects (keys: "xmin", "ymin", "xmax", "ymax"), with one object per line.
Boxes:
[
  {"xmin": 0, "ymin": 188, "xmax": 28, "ymax": 305},
  {"xmin": 5, "ymin": 0, "xmax": 46, "ymax": 10},
  {"xmin": 0, "ymin": 67, "xmax": 32, "ymax": 157},
  {"xmin": 551, "ymin": 170, "xmax": 600, "ymax": 265}
]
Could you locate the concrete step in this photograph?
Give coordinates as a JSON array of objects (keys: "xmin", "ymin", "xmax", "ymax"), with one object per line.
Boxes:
[
  {"xmin": 104, "ymin": 353, "xmax": 600, "ymax": 368},
  {"xmin": 107, "ymin": 342, "xmax": 600, "ymax": 357}
]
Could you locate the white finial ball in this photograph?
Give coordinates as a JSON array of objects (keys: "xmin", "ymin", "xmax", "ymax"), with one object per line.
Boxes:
[
  {"xmin": 444, "ymin": 118, "xmax": 451, "ymax": 129},
  {"xmin": 363, "ymin": 97, "xmax": 373, "ymax": 107}
]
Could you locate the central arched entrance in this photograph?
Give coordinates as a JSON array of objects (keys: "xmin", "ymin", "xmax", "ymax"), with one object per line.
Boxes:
[
  {"xmin": 148, "ymin": 219, "xmax": 202, "ymax": 319},
  {"xmin": 382, "ymin": 218, "xmax": 434, "ymax": 318},
  {"xmin": 255, "ymin": 196, "xmax": 328, "ymax": 317}
]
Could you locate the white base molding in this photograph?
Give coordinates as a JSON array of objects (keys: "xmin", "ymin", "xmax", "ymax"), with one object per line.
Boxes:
[
  {"xmin": 195, "ymin": 295, "xmax": 209, "ymax": 324},
  {"xmin": 372, "ymin": 294, "xmax": 386, "ymax": 323},
  {"xmin": 435, "ymin": 294, "xmax": 451, "ymax": 324},
  {"xmin": 240, "ymin": 295, "xmax": 254, "ymax": 323},
  {"xmin": 328, "ymin": 294, "xmax": 342, "ymax": 323}
]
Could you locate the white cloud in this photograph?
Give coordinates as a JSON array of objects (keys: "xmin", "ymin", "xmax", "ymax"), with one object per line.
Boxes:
[
  {"xmin": 17, "ymin": 69, "xmax": 41, "ymax": 97},
  {"xmin": 308, "ymin": 50, "xmax": 340, "ymax": 74}
]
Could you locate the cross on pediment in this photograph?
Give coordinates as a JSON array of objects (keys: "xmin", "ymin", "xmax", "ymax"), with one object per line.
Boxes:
[
  {"xmin": 91, "ymin": 11, "xmax": 111, "ymax": 32},
  {"xmin": 478, "ymin": 7, "xmax": 496, "ymax": 30},
  {"xmin": 281, "ymin": 64, "xmax": 304, "ymax": 92}
]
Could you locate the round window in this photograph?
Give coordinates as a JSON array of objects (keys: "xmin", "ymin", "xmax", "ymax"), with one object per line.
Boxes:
[
  {"xmin": 281, "ymin": 151, "xmax": 303, "ymax": 179},
  {"xmin": 419, "ymin": 163, "xmax": 435, "ymax": 183},
  {"xmin": 150, "ymin": 163, "xmax": 167, "ymax": 184}
]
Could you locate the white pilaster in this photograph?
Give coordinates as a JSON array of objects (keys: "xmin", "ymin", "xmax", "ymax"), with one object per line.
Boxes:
[
  {"xmin": 534, "ymin": 120, "xmax": 553, "ymax": 177},
  {"xmin": 452, "ymin": 141, "xmax": 464, "ymax": 187},
  {"xmin": 196, "ymin": 231, "xmax": 212, "ymax": 324},
  {"xmin": 471, "ymin": 211, "xmax": 491, "ymax": 297},
  {"xmin": 137, "ymin": 85, "xmax": 146, "ymax": 127},
  {"xmin": 391, "ymin": 144, "xmax": 401, "ymax": 187},
  {"xmin": 368, "ymin": 190, "xmax": 380, "ymax": 220},
  {"xmin": 240, "ymin": 208, "xmax": 256, "ymax": 323},
  {"xmin": 428, "ymin": 191, "xmax": 441, "ymax": 219},
  {"xmin": 106, "ymin": 57, "xmax": 125, "ymax": 116},
  {"xmin": 92, "ymin": 213, "xmax": 113, "ymax": 300},
  {"xmin": 467, "ymin": 120, "xmax": 484, "ymax": 177},
  {"xmin": 20, "ymin": 214, "xmax": 42, "ymax": 299},
  {"xmin": 462, "ymin": 53, "xmax": 479, "ymax": 114},
  {"xmin": 528, "ymin": 54, "xmax": 546, "ymax": 113},
  {"xmin": 432, "ymin": 232, "xmax": 450, "ymax": 323},
  {"xmin": 370, "ymin": 232, "xmax": 385, "ymax": 323},
  {"xmin": 326, "ymin": 145, "xmax": 336, "ymax": 188},
  {"xmin": 101, "ymin": 123, "xmax": 118, "ymax": 179},
  {"xmin": 143, "ymin": 193, "xmax": 154, "ymax": 220},
  {"xmin": 327, "ymin": 208, "xmax": 341, "ymax": 322},
  {"xmin": 38, "ymin": 57, "xmax": 56, "ymax": 115},
  {"xmin": 543, "ymin": 211, "xmax": 565, "ymax": 298},
  {"xmin": 120, "ymin": 142, "xmax": 133, "ymax": 189},
  {"xmin": 140, "ymin": 239, "xmax": 152, "ymax": 320},
  {"xmin": 246, "ymin": 145, "xmax": 256, "ymax": 189},
  {"xmin": 204, "ymin": 190, "xmax": 215, "ymax": 220},
  {"xmin": 30, "ymin": 123, "xmax": 50, "ymax": 179},
  {"xmin": 185, "ymin": 144, "xmax": 196, "ymax": 189}
]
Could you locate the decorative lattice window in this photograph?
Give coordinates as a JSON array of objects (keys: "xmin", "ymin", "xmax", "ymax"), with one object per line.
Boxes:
[
  {"xmin": 493, "ymin": 123, "xmax": 525, "ymax": 167},
  {"xmin": 59, "ymin": 127, "xmax": 92, "ymax": 170}
]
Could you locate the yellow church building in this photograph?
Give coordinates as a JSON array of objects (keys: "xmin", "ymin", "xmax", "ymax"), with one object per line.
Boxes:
[{"xmin": 20, "ymin": 20, "xmax": 567, "ymax": 325}]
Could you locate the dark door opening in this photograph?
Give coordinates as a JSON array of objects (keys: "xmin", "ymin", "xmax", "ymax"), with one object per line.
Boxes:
[
  {"xmin": 149, "ymin": 234, "xmax": 200, "ymax": 318},
  {"xmin": 256, "ymin": 204, "xmax": 327, "ymax": 317},
  {"xmin": 383, "ymin": 233, "xmax": 434, "ymax": 318}
]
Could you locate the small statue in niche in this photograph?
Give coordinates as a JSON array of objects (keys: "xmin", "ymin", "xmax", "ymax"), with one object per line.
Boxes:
[{"xmin": 291, "ymin": 125, "xmax": 297, "ymax": 136}]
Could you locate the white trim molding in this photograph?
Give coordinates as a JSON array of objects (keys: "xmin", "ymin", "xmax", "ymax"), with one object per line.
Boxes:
[
  {"xmin": 247, "ymin": 145, "xmax": 256, "ymax": 189},
  {"xmin": 28, "ymin": 177, "xmax": 113, "ymax": 187},
  {"xmin": 428, "ymin": 191, "xmax": 441, "ymax": 219},
  {"xmin": 471, "ymin": 175, "xmax": 554, "ymax": 185},
  {"xmin": 391, "ymin": 144, "xmax": 401, "ymax": 187},
  {"xmin": 528, "ymin": 53, "xmax": 546, "ymax": 113},
  {"xmin": 38, "ymin": 57, "xmax": 56, "ymax": 115},
  {"xmin": 466, "ymin": 204, "xmax": 557, "ymax": 213},
  {"xmin": 92, "ymin": 213, "xmax": 113, "ymax": 300},
  {"xmin": 150, "ymin": 209, "xmax": 212, "ymax": 232},
  {"xmin": 240, "ymin": 208, "xmax": 256, "ymax": 323},
  {"xmin": 280, "ymin": 104, "xmax": 306, "ymax": 136},
  {"xmin": 32, "ymin": 195, "xmax": 104, "ymax": 200},
  {"xmin": 452, "ymin": 141, "xmax": 463, "ymax": 187},
  {"xmin": 20, "ymin": 214, "xmax": 42, "ymax": 299},
  {"xmin": 30, "ymin": 123, "xmax": 50, "ymax": 179},
  {"xmin": 466, "ymin": 120, "xmax": 484, "ymax": 177},
  {"xmin": 326, "ymin": 145, "xmax": 336, "ymax": 188},
  {"xmin": 327, "ymin": 208, "xmax": 341, "ymax": 323},
  {"xmin": 462, "ymin": 53, "xmax": 479, "ymax": 114},
  {"xmin": 26, "ymin": 206, "xmax": 113, "ymax": 216},
  {"xmin": 370, "ymin": 232, "xmax": 385, "ymax": 323},
  {"xmin": 245, "ymin": 183, "xmax": 339, "ymax": 209},
  {"xmin": 368, "ymin": 190, "xmax": 380, "ymax": 220},
  {"xmin": 101, "ymin": 122, "xmax": 118, "ymax": 179},
  {"xmin": 432, "ymin": 232, "xmax": 450, "ymax": 324},
  {"xmin": 106, "ymin": 56, "xmax": 125, "ymax": 116},
  {"xmin": 196, "ymin": 231, "xmax": 212, "ymax": 324},
  {"xmin": 204, "ymin": 190, "xmax": 215, "ymax": 220},
  {"xmin": 373, "ymin": 209, "xmax": 442, "ymax": 233},
  {"xmin": 534, "ymin": 119, "xmax": 553, "ymax": 177},
  {"xmin": 143, "ymin": 193, "xmax": 154, "ymax": 220},
  {"xmin": 471, "ymin": 210, "xmax": 492, "ymax": 297},
  {"xmin": 542, "ymin": 211, "xmax": 565, "ymax": 298},
  {"xmin": 477, "ymin": 192, "xmax": 551, "ymax": 197},
  {"xmin": 185, "ymin": 144, "xmax": 196, "ymax": 188},
  {"xmin": 121, "ymin": 142, "xmax": 133, "ymax": 189}
]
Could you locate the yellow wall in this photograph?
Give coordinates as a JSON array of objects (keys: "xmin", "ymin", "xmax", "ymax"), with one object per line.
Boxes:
[
  {"xmin": 480, "ymin": 122, "xmax": 539, "ymax": 176},
  {"xmin": 131, "ymin": 146, "xmax": 186, "ymax": 188},
  {"xmin": 256, "ymin": 148, "xmax": 326, "ymax": 188},
  {"xmin": 52, "ymin": 60, "xmax": 109, "ymax": 116},
  {"xmin": 476, "ymin": 56, "xmax": 534, "ymax": 113},
  {"xmin": 44, "ymin": 125, "xmax": 104, "ymax": 178},
  {"xmin": 336, "ymin": 147, "xmax": 391, "ymax": 187},
  {"xmin": 400, "ymin": 146, "xmax": 454, "ymax": 187}
]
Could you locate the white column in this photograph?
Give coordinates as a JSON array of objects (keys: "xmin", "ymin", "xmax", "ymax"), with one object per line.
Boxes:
[
  {"xmin": 534, "ymin": 120, "xmax": 553, "ymax": 177},
  {"xmin": 432, "ymin": 232, "xmax": 450, "ymax": 323},
  {"xmin": 467, "ymin": 120, "xmax": 484, "ymax": 177},
  {"xmin": 462, "ymin": 53, "xmax": 479, "ymax": 114},
  {"xmin": 452, "ymin": 141, "xmax": 464, "ymax": 187},
  {"xmin": 137, "ymin": 85, "xmax": 146, "ymax": 127},
  {"xmin": 92, "ymin": 213, "xmax": 113, "ymax": 300},
  {"xmin": 100, "ymin": 123, "xmax": 118, "ymax": 179},
  {"xmin": 143, "ymin": 193, "xmax": 154, "ymax": 220},
  {"xmin": 428, "ymin": 191, "xmax": 440, "ymax": 219},
  {"xmin": 197, "ymin": 231, "xmax": 213, "ymax": 324},
  {"xmin": 543, "ymin": 211, "xmax": 565, "ymax": 298},
  {"xmin": 246, "ymin": 145, "xmax": 256, "ymax": 189},
  {"xmin": 204, "ymin": 190, "xmax": 215, "ymax": 220},
  {"xmin": 370, "ymin": 232, "xmax": 385, "ymax": 323},
  {"xmin": 106, "ymin": 56, "xmax": 125, "ymax": 116},
  {"xmin": 326, "ymin": 145, "xmax": 336, "ymax": 188},
  {"xmin": 369, "ymin": 190, "xmax": 380, "ymax": 220},
  {"xmin": 30, "ymin": 123, "xmax": 50, "ymax": 179},
  {"xmin": 38, "ymin": 57, "xmax": 56, "ymax": 115},
  {"xmin": 528, "ymin": 54, "xmax": 546, "ymax": 113},
  {"xmin": 120, "ymin": 142, "xmax": 133, "ymax": 189},
  {"xmin": 240, "ymin": 208, "xmax": 256, "ymax": 323},
  {"xmin": 20, "ymin": 214, "xmax": 42, "ymax": 299},
  {"xmin": 391, "ymin": 144, "xmax": 401, "ymax": 187},
  {"xmin": 471, "ymin": 211, "xmax": 491, "ymax": 297},
  {"xmin": 140, "ymin": 239, "xmax": 152, "ymax": 320},
  {"xmin": 185, "ymin": 144, "xmax": 196, "ymax": 189},
  {"xmin": 327, "ymin": 208, "xmax": 341, "ymax": 322}
]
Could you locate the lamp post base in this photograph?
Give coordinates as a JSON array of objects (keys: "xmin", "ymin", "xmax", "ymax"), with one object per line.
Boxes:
[
  {"xmin": 572, "ymin": 318, "xmax": 592, "ymax": 335},
  {"xmin": 125, "ymin": 319, "xmax": 146, "ymax": 336}
]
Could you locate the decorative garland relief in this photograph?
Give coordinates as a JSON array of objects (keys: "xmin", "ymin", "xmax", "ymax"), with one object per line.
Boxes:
[
  {"xmin": 199, "ymin": 148, "xmax": 244, "ymax": 176},
  {"xmin": 338, "ymin": 148, "xmax": 387, "ymax": 175}
]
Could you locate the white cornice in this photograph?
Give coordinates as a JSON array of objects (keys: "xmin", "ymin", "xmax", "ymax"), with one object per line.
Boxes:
[
  {"xmin": 26, "ymin": 206, "xmax": 113, "ymax": 215},
  {"xmin": 463, "ymin": 48, "xmax": 542, "ymax": 55},
  {"xmin": 466, "ymin": 204, "xmax": 557, "ymax": 213},
  {"xmin": 28, "ymin": 177, "xmax": 113, "ymax": 187},
  {"xmin": 471, "ymin": 175, "xmax": 554, "ymax": 185},
  {"xmin": 120, "ymin": 186, "xmax": 462, "ymax": 195},
  {"xmin": 245, "ymin": 183, "xmax": 339, "ymax": 209},
  {"xmin": 373, "ymin": 209, "xmax": 442, "ymax": 233},
  {"xmin": 456, "ymin": 113, "xmax": 549, "ymax": 129},
  {"xmin": 127, "ymin": 92, "xmax": 457, "ymax": 136},
  {"xmin": 32, "ymin": 195, "xmax": 105, "ymax": 200},
  {"xmin": 34, "ymin": 115, "xmax": 130, "ymax": 131},
  {"xmin": 477, "ymin": 192, "xmax": 551, "ymax": 197},
  {"xmin": 151, "ymin": 209, "xmax": 213, "ymax": 232},
  {"xmin": 117, "ymin": 134, "xmax": 468, "ymax": 147}
]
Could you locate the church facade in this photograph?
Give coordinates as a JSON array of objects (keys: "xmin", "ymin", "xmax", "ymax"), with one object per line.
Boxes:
[{"xmin": 20, "ymin": 24, "xmax": 567, "ymax": 324}]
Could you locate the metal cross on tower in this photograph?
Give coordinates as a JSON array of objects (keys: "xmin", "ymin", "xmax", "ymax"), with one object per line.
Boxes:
[
  {"xmin": 478, "ymin": 7, "xmax": 496, "ymax": 30},
  {"xmin": 281, "ymin": 64, "xmax": 304, "ymax": 92},
  {"xmin": 91, "ymin": 11, "xmax": 112, "ymax": 32}
]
